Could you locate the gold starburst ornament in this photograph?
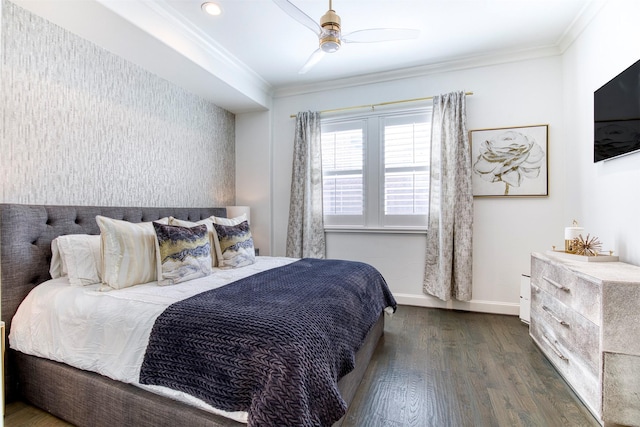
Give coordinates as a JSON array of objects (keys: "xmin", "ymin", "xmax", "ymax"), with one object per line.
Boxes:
[{"xmin": 572, "ymin": 234, "xmax": 603, "ymax": 256}]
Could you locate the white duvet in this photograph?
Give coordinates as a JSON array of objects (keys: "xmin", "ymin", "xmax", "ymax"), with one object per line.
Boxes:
[{"xmin": 9, "ymin": 256, "xmax": 297, "ymax": 423}]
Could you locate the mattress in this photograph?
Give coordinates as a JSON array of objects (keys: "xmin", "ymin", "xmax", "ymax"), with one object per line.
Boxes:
[{"xmin": 9, "ymin": 256, "xmax": 297, "ymax": 423}]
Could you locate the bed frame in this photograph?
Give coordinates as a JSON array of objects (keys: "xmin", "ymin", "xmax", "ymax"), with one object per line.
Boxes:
[{"xmin": 0, "ymin": 203, "xmax": 383, "ymax": 426}]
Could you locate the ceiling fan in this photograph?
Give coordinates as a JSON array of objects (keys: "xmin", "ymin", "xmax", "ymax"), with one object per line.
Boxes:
[{"xmin": 273, "ymin": 0, "xmax": 420, "ymax": 74}]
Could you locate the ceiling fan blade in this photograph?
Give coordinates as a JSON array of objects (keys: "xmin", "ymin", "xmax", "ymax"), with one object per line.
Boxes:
[
  {"xmin": 342, "ymin": 28, "xmax": 420, "ymax": 43},
  {"xmin": 272, "ymin": 0, "xmax": 322, "ymax": 36},
  {"xmin": 299, "ymin": 49, "xmax": 325, "ymax": 74}
]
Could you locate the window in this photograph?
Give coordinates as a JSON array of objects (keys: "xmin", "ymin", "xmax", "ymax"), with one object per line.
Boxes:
[{"xmin": 321, "ymin": 108, "xmax": 431, "ymax": 230}]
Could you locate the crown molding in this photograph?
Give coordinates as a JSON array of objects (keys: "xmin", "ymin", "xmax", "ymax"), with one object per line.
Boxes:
[
  {"xmin": 273, "ymin": 45, "xmax": 562, "ymax": 99},
  {"xmin": 95, "ymin": 0, "xmax": 273, "ymax": 108},
  {"xmin": 557, "ymin": 0, "xmax": 609, "ymax": 53}
]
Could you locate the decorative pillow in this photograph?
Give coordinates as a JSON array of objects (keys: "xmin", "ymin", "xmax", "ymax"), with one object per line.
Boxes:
[
  {"xmin": 169, "ymin": 217, "xmax": 219, "ymax": 267},
  {"xmin": 212, "ymin": 220, "xmax": 256, "ymax": 268},
  {"xmin": 50, "ymin": 234, "xmax": 102, "ymax": 286},
  {"xmin": 96, "ymin": 216, "xmax": 168, "ymax": 290},
  {"xmin": 210, "ymin": 214, "xmax": 248, "ymax": 266},
  {"xmin": 169, "ymin": 214, "xmax": 248, "ymax": 267},
  {"xmin": 153, "ymin": 222, "xmax": 212, "ymax": 286}
]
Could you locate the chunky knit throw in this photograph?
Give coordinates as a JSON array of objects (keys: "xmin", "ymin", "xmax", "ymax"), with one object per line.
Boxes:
[{"xmin": 140, "ymin": 258, "xmax": 396, "ymax": 426}]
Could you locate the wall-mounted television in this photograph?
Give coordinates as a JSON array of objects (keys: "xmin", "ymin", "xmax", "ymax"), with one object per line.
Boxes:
[{"xmin": 594, "ymin": 58, "xmax": 640, "ymax": 162}]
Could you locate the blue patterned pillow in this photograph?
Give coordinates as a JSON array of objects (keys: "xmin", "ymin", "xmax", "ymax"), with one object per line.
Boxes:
[
  {"xmin": 212, "ymin": 220, "xmax": 256, "ymax": 268},
  {"xmin": 153, "ymin": 222, "xmax": 212, "ymax": 286}
]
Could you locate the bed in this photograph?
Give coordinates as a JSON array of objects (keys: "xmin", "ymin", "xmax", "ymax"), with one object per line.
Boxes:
[{"xmin": 0, "ymin": 203, "xmax": 395, "ymax": 426}]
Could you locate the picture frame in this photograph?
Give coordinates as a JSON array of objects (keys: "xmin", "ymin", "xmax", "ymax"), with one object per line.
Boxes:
[{"xmin": 469, "ymin": 124, "xmax": 548, "ymax": 197}]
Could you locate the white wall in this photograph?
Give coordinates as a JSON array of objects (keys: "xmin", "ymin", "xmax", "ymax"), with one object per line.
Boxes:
[
  {"xmin": 238, "ymin": 56, "xmax": 566, "ymax": 315},
  {"xmin": 562, "ymin": 0, "xmax": 640, "ymax": 266},
  {"xmin": 235, "ymin": 110, "xmax": 272, "ymax": 255}
]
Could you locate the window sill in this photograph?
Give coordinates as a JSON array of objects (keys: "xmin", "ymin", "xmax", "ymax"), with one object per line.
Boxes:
[{"xmin": 324, "ymin": 226, "xmax": 427, "ymax": 235}]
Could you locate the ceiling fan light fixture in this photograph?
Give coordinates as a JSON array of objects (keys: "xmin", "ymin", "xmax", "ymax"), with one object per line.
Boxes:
[
  {"xmin": 319, "ymin": 9, "xmax": 341, "ymax": 53},
  {"xmin": 201, "ymin": 2, "xmax": 222, "ymax": 16},
  {"xmin": 273, "ymin": 0, "xmax": 420, "ymax": 73},
  {"xmin": 320, "ymin": 32, "xmax": 341, "ymax": 53}
]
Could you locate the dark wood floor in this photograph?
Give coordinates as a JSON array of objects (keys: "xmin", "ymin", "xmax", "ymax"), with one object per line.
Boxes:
[
  {"xmin": 343, "ymin": 306, "xmax": 598, "ymax": 427},
  {"xmin": 5, "ymin": 306, "xmax": 599, "ymax": 427}
]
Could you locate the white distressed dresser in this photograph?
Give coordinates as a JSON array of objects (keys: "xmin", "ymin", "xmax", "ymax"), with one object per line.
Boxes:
[{"xmin": 530, "ymin": 251, "xmax": 640, "ymax": 426}]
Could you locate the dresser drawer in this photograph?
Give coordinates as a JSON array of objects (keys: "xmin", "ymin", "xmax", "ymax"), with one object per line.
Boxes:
[
  {"xmin": 529, "ymin": 320, "xmax": 602, "ymax": 418},
  {"xmin": 531, "ymin": 255, "xmax": 601, "ymax": 325},
  {"xmin": 531, "ymin": 284, "xmax": 600, "ymax": 373},
  {"xmin": 530, "ymin": 308, "xmax": 601, "ymax": 416}
]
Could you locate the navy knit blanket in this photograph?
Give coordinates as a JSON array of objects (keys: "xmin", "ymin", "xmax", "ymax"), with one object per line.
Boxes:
[{"xmin": 139, "ymin": 258, "xmax": 396, "ymax": 427}]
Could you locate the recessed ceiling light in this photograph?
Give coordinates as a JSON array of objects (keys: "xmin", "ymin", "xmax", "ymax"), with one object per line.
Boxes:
[{"xmin": 201, "ymin": 2, "xmax": 222, "ymax": 16}]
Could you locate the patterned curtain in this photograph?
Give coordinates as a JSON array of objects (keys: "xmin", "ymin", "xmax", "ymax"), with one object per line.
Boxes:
[
  {"xmin": 286, "ymin": 111, "xmax": 326, "ymax": 258},
  {"xmin": 423, "ymin": 92, "xmax": 473, "ymax": 301}
]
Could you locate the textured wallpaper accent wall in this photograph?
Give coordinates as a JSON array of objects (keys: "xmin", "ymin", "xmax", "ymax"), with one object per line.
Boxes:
[{"xmin": 0, "ymin": 0, "xmax": 235, "ymax": 207}]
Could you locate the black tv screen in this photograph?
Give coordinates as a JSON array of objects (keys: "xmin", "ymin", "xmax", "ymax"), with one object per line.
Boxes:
[{"xmin": 594, "ymin": 58, "xmax": 640, "ymax": 162}]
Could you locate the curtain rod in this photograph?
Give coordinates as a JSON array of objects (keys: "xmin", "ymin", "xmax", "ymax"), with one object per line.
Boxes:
[{"xmin": 289, "ymin": 91, "xmax": 473, "ymax": 118}]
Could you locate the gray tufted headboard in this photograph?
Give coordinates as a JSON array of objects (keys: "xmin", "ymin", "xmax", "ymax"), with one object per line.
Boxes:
[{"xmin": 0, "ymin": 203, "xmax": 226, "ymax": 397}]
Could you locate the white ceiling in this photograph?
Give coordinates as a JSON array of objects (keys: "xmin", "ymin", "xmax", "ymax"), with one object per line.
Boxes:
[{"xmin": 12, "ymin": 0, "xmax": 601, "ymax": 113}]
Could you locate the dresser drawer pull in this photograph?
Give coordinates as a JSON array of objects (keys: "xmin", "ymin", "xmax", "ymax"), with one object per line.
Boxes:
[
  {"xmin": 541, "ymin": 333, "xmax": 569, "ymax": 362},
  {"xmin": 542, "ymin": 305, "xmax": 570, "ymax": 327},
  {"xmin": 543, "ymin": 276, "xmax": 570, "ymax": 293}
]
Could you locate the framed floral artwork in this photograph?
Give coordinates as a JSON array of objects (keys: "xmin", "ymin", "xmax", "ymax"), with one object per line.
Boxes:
[{"xmin": 470, "ymin": 124, "xmax": 548, "ymax": 197}]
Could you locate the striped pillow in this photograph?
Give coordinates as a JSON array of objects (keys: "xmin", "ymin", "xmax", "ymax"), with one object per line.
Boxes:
[{"xmin": 96, "ymin": 216, "xmax": 168, "ymax": 290}]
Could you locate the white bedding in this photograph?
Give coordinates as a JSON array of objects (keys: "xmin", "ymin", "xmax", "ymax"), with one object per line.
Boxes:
[{"xmin": 9, "ymin": 256, "xmax": 297, "ymax": 423}]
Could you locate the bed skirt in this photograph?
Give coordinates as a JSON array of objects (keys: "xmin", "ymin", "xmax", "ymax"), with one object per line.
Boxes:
[{"xmin": 14, "ymin": 314, "xmax": 384, "ymax": 427}]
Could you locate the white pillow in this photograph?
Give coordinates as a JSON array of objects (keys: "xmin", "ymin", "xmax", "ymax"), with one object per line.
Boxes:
[
  {"xmin": 96, "ymin": 216, "xmax": 168, "ymax": 290},
  {"xmin": 212, "ymin": 214, "xmax": 247, "ymax": 226},
  {"xmin": 50, "ymin": 239, "xmax": 66, "ymax": 279},
  {"xmin": 50, "ymin": 235, "xmax": 102, "ymax": 286}
]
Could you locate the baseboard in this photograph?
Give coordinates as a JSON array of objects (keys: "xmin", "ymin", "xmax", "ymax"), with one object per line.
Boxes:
[{"xmin": 393, "ymin": 293, "xmax": 520, "ymax": 316}]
